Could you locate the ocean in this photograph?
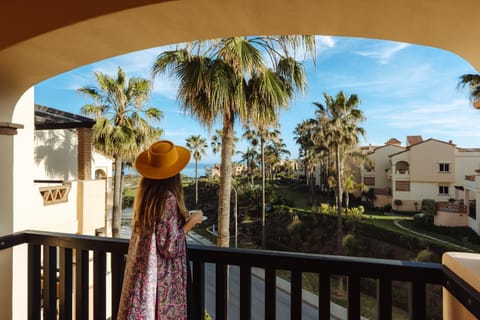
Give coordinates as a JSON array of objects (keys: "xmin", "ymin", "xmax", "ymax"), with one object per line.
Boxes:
[{"xmin": 182, "ymin": 162, "xmax": 216, "ymax": 178}]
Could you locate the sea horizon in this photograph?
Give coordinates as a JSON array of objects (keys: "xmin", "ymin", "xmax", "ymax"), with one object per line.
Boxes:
[{"xmin": 182, "ymin": 162, "xmax": 216, "ymax": 178}]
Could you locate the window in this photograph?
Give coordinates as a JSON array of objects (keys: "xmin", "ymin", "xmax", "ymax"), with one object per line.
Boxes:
[
  {"xmin": 439, "ymin": 162, "xmax": 450, "ymax": 172},
  {"xmin": 364, "ymin": 177, "xmax": 375, "ymax": 186},
  {"xmin": 438, "ymin": 185, "xmax": 449, "ymax": 195}
]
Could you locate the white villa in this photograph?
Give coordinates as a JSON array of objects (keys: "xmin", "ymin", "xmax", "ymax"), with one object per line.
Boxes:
[
  {"xmin": 33, "ymin": 104, "xmax": 113, "ymax": 236},
  {"xmin": 359, "ymin": 136, "xmax": 480, "ymax": 234}
]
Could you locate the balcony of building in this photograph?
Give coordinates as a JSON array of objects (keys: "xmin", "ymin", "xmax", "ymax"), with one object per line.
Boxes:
[
  {"xmin": 394, "ymin": 161, "xmax": 410, "ymax": 181},
  {"xmin": 0, "ymin": 230, "xmax": 479, "ymax": 320}
]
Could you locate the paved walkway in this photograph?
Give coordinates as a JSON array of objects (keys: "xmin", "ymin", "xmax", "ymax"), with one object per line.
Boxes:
[{"xmin": 392, "ymin": 220, "xmax": 475, "ymax": 252}]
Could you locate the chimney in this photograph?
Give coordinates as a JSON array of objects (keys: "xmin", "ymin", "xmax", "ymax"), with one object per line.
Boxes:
[{"xmin": 77, "ymin": 127, "xmax": 92, "ymax": 180}]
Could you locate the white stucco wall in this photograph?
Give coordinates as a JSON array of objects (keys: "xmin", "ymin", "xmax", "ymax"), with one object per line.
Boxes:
[
  {"xmin": 455, "ymin": 151, "xmax": 480, "ymax": 182},
  {"xmin": 11, "ymin": 87, "xmax": 35, "ymax": 320},
  {"xmin": 34, "ymin": 129, "xmax": 78, "ymax": 181}
]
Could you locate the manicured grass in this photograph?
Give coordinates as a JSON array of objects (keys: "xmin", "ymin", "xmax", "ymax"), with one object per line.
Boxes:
[
  {"xmin": 399, "ymin": 220, "xmax": 480, "ymax": 252},
  {"xmin": 276, "ymin": 184, "xmax": 315, "ymax": 210}
]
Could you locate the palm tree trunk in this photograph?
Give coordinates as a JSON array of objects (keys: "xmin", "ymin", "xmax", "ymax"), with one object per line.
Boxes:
[
  {"xmin": 261, "ymin": 138, "xmax": 266, "ymax": 248},
  {"xmin": 217, "ymin": 113, "xmax": 234, "ymax": 247},
  {"xmin": 195, "ymin": 159, "xmax": 198, "ymax": 205},
  {"xmin": 335, "ymin": 145, "xmax": 343, "ymax": 253},
  {"xmin": 112, "ymin": 156, "xmax": 122, "ymax": 238}
]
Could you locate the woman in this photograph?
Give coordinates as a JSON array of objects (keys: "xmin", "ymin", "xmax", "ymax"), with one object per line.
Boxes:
[{"xmin": 117, "ymin": 140, "xmax": 203, "ymax": 319}]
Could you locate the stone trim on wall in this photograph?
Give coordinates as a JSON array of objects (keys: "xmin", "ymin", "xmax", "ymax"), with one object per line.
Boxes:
[{"xmin": 0, "ymin": 122, "xmax": 23, "ymax": 135}]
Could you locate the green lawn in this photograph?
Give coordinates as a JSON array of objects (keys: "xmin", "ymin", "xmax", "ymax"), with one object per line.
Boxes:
[
  {"xmin": 399, "ymin": 220, "xmax": 480, "ymax": 252},
  {"xmin": 276, "ymin": 184, "xmax": 314, "ymax": 210}
]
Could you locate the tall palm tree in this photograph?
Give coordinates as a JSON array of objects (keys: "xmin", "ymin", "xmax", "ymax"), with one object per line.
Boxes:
[
  {"xmin": 153, "ymin": 36, "xmax": 314, "ymax": 247},
  {"xmin": 458, "ymin": 74, "xmax": 480, "ymax": 106},
  {"xmin": 186, "ymin": 135, "xmax": 208, "ymax": 205},
  {"xmin": 78, "ymin": 67, "xmax": 163, "ymax": 237},
  {"xmin": 313, "ymin": 91, "xmax": 365, "ymax": 252}
]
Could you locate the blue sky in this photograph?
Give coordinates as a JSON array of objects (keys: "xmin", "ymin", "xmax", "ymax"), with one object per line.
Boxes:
[{"xmin": 35, "ymin": 35, "xmax": 480, "ymax": 166}]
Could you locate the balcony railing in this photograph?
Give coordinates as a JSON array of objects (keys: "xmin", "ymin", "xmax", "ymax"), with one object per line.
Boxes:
[{"xmin": 0, "ymin": 230, "xmax": 479, "ymax": 320}]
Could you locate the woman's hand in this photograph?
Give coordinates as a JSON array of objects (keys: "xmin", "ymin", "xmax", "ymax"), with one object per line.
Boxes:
[{"xmin": 182, "ymin": 210, "xmax": 203, "ymax": 233}]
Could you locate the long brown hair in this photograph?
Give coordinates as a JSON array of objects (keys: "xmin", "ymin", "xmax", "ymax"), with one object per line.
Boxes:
[{"xmin": 132, "ymin": 173, "xmax": 187, "ymax": 234}]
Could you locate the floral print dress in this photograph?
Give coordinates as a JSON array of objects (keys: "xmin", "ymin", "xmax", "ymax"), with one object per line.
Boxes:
[{"xmin": 117, "ymin": 193, "xmax": 187, "ymax": 319}]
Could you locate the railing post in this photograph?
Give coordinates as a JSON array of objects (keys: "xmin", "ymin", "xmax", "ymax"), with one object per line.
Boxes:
[
  {"xmin": 240, "ymin": 265, "xmax": 251, "ymax": 320},
  {"xmin": 215, "ymin": 263, "xmax": 228, "ymax": 320},
  {"xmin": 192, "ymin": 259, "xmax": 205, "ymax": 320},
  {"xmin": 111, "ymin": 252, "xmax": 126, "ymax": 320},
  {"xmin": 409, "ymin": 281, "xmax": 426, "ymax": 320},
  {"xmin": 377, "ymin": 278, "xmax": 392, "ymax": 320},
  {"xmin": 59, "ymin": 248, "xmax": 73, "ymax": 320},
  {"xmin": 28, "ymin": 244, "xmax": 41, "ymax": 320},
  {"xmin": 43, "ymin": 245, "xmax": 57, "ymax": 320},
  {"xmin": 318, "ymin": 272, "xmax": 331, "ymax": 319},
  {"xmin": 347, "ymin": 276, "xmax": 360, "ymax": 320},
  {"xmin": 291, "ymin": 270, "xmax": 302, "ymax": 320},
  {"xmin": 265, "ymin": 267, "xmax": 276, "ymax": 320},
  {"xmin": 93, "ymin": 250, "xmax": 106, "ymax": 320},
  {"xmin": 75, "ymin": 249, "xmax": 89, "ymax": 320}
]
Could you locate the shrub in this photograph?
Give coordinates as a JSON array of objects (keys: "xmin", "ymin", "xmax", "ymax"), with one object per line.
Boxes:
[
  {"xmin": 345, "ymin": 206, "xmax": 364, "ymax": 220},
  {"xmin": 414, "ymin": 249, "xmax": 434, "ymax": 262},
  {"xmin": 421, "ymin": 199, "xmax": 436, "ymax": 216},
  {"xmin": 394, "ymin": 199, "xmax": 402, "ymax": 207},
  {"xmin": 122, "ymin": 195, "xmax": 134, "ymax": 209},
  {"xmin": 319, "ymin": 203, "xmax": 336, "ymax": 215},
  {"xmin": 342, "ymin": 234, "xmax": 357, "ymax": 255}
]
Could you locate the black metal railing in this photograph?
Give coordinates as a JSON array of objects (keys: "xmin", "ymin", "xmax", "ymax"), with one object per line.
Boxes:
[{"xmin": 0, "ymin": 230, "xmax": 479, "ymax": 320}]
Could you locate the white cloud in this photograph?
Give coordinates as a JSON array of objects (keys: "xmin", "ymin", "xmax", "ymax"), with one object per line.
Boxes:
[
  {"xmin": 152, "ymin": 76, "xmax": 179, "ymax": 100},
  {"xmin": 354, "ymin": 42, "xmax": 410, "ymax": 64},
  {"xmin": 316, "ymin": 35, "xmax": 335, "ymax": 49},
  {"xmin": 369, "ymin": 98, "xmax": 480, "ymax": 144}
]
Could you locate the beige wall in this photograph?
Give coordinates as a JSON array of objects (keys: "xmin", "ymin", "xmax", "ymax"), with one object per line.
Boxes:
[
  {"xmin": 409, "ymin": 140, "xmax": 455, "ymax": 183},
  {"xmin": 368, "ymin": 144, "xmax": 404, "ymax": 189},
  {"xmin": 435, "ymin": 211, "xmax": 469, "ymax": 227},
  {"xmin": 455, "ymin": 151, "xmax": 480, "ymax": 182},
  {"xmin": 77, "ymin": 179, "xmax": 107, "ymax": 235},
  {"xmin": 443, "ymin": 253, "xmax": 480, "ymax": 320}
]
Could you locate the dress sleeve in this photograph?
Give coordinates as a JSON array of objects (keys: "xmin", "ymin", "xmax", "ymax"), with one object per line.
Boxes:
[{"xmin": 156, "ymin": 193, "xmax": 186, "ymax": 259}]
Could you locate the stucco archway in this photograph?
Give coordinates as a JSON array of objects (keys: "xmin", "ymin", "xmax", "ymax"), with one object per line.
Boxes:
[{"xmin": 1, "ymin": 0, "xmax": 480, "ymax": 118}]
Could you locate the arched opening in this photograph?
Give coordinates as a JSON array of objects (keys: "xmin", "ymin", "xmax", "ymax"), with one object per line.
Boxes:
[
  {"xmin": 395, "ymin": 161, "xmax": 410, "ymax": 175},
  {"xmin": 2, "ymin": 2, "xmax": 480, "ymax": 319},
  {"xmin": 95, "ymin": 169, "xmax": 107, "ymax": 179}
]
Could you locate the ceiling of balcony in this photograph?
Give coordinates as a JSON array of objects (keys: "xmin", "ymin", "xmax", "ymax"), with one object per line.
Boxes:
[{"xmin": 0, "ymin": 0, "xmax": 479, "ymax": 103}]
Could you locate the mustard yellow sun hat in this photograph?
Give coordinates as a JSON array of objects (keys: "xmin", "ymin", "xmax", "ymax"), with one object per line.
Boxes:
[{"xmin": 134, "ymin": 140, "xmax": 191, "ymax": 179}]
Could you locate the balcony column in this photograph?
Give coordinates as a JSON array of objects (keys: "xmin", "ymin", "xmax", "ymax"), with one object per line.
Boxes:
[
  {"xmin": 77, "ymin": 127, "xmax": 92, "ymax": 180},
  {"xmin": 0, "ymin": 87, "xmax": 35, "ymax": 320}
]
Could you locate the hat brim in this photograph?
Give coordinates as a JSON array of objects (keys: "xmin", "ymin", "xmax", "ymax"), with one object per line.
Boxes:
[{"xmin": 134, "ymin": 145, "xmax": 191, "ymax": 179}]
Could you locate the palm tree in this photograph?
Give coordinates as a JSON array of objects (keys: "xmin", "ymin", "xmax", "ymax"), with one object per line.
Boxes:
[
  {"xmin": 458, "ymin": 74, "xmax": 480, "ymax": 107},
  {"xmin": 186, "ymin": 135, "xmax": 208, "ymax": 205},
  {"xmin": 265, "ymin": 138, "xmax": 290, "ymax": 179},
  {"xmin": 238, "ymin": 147, "xmax": 259, "ymax": 183},
  {"xmin": 153, "ymin": 36, "xmax": 314, "ymax": 247},
  {"xmin": 78, "ymin": 67, "xmax": 163, "ymax": 237},
  {"xmin": 294, "ymin": 119, "xmax": 323, "ymax": 203},
  {"xmin": 313, "ymin": 91, "xmax": 365, "ymax": 252},
  {"xmin": 343, "ymin": 174, "xmax": 368, "ymax": 210},
  {"xmin": 210, "ymin": 130, "xmax": 223, "ymax": 155}
]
